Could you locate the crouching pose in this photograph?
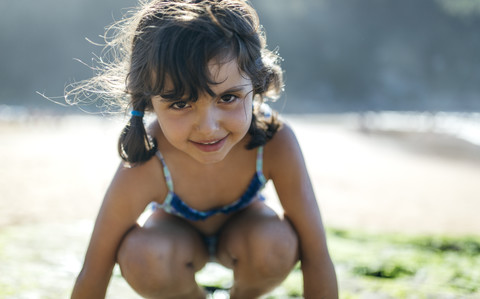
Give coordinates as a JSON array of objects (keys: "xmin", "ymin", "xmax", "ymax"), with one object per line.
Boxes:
[{"xmin": 71, "ymin": 0, "xmax": 337, "ymax": 298}]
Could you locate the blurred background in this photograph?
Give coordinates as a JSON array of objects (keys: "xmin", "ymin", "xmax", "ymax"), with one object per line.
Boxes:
[
  {"xmin": 1, "ymin": 0, "xmax": 480, "ymax": 112},
  {"xmin": 1, "ymin": 0, "xmax": 480, "ymax": 298}
]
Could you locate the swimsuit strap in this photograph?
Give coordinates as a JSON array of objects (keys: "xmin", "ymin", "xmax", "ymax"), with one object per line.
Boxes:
[
  {"xmin": 155, "ymin": 151, "xmax": 174, "ymax": 192},
  {"xmin": 256, "ymin": 146, "xmax": 267, "ymax": 185},
  {"xmin": 156, "ymin": 145, "xmax": 266, "ymax": 198},
  {"xmin": 153, "ymin": 146, "xmax": 267, "ymax": 221}
]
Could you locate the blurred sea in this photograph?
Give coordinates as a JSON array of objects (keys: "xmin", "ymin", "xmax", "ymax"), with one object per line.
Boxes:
[
  {"xmin": 357, "ymin": 111, "xmax": 480, "ymax": 147},
  {"xmin": 1, "ymin": 104, "xmax": 479, "ymax": 148}
]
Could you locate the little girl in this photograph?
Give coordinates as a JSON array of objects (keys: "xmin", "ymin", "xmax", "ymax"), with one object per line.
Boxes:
[{"xmin": 71, "ymin": 0, "xmax": 337, "ymax": 298}]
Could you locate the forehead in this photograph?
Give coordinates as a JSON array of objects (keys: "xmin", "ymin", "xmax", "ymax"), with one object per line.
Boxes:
[
  {"xmin": 208, "ymin": 58, "xmax": 251, "ymax": 91},
  {"xmin": 160, "ymin": 57, "xmax": 252, "ymax": 97},
  {"xmin": 154, "ymin": 52, "xmax": 253, "ymax": 102}
]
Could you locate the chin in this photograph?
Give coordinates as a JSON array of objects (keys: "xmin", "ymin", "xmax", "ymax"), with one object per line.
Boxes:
[{"xmin": 193, "ymin": 153, "xmax": 227, "ymax": 165}]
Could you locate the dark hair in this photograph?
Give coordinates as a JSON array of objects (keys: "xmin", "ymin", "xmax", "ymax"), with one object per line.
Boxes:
[{"xmin": 68, "ymin": 0, "xmax": 284, "ymax": 164}]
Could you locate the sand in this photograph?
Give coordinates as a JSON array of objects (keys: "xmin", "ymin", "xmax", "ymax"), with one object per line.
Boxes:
[{"xmin": 1, "ymin": 113, "xmax": 480, "ymax": 236}]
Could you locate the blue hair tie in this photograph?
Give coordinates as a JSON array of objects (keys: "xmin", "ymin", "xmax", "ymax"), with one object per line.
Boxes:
[{"xmin": 131, "ymin": 110, "xmax": 144, "ymax": 117}]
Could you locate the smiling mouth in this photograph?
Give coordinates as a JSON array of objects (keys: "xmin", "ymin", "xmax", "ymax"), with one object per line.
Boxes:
[
  {"xmin": 197, "ymin": 140, "xmax": 222, "ymax": 145},
  {"xmin": 190, "ymin": 136, "xmax": 228, "ymax": 152},
  {"xmin": 192, "ymin": 137, "xmax": 226, "ymax": 145}
]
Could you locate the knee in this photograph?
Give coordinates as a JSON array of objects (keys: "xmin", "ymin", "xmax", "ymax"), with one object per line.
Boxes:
[
  {"xmin": 117, "ymin": 227, "xmax": 200, "ymax": 297},
  {"xmin": 255, "ymin": 223, "xmax": 298, "ymax": 276},
  {"xmin": 236, "ymin": 219, "xmax": 299, "ymax": 278}
]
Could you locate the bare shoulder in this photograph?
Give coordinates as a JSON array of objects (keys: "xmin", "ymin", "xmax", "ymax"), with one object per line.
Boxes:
[
  {"xmin": 112, "ymin": 119, "xmax": 165, "ymax": 200},
  {"xmin": 263, "ymin": 121, "xmax": 305, "ymax": 180},
  {"xmin": 106, "ymin": 154, "xmax": 166, "ymax": 215},
  {"xmin": 265, "ymin": 121, "xmax": 299, "ymax": 155}
]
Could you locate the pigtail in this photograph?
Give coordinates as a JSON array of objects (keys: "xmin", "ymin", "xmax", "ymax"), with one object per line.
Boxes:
[
  {"xmin": 246, "ymin": 106, "xmax": 281, "ymax": 150},
  {"xmin": 118, "ymin": 100, "xmax": 157, "ymax": 165}
]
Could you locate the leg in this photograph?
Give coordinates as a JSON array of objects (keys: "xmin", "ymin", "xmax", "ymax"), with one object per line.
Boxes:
[
  {"xmin": 216, "ymin": 201, "xmax": 299, "ymax": 299},
  {"xmin": 117, "ymin": 210, "xmax": 208, "ymax": 299}
]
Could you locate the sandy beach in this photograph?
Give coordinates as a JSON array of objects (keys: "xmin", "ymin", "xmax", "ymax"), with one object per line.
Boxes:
[
  {"xmin": 1, "ymin": 112, "xmax": 480, "ymax": 298},
  {"xmin": 1, "ymin": 113, "xmax": 480, "ymax": 235}
]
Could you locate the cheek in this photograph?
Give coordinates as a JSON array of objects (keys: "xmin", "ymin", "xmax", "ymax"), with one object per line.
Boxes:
[
  {"xmin": 157, "ymin": 115, "xmax": 190, "ymax": 141},
  {"xmin": 228, "ymin": 100, "xmax": 252, "ymax": 130}
]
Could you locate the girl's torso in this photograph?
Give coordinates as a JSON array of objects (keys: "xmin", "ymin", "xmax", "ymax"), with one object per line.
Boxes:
[{"xmin": 137, "ymin": 123, "xmax": 270, "ymax": 235}]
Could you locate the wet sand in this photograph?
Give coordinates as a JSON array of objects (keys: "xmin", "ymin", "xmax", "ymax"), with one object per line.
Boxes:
[{"xmin": 1, "ymin": 114, "xmax": 480, "ymax": 235}]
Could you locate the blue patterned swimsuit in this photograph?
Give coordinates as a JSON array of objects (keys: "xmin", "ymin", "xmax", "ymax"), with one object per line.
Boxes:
[{"xmin": 152, "ymin": 146, "xmax": 267, "ymax": 221}]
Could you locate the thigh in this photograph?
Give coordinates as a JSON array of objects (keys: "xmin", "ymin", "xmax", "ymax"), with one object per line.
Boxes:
[{"xmin": 216, "ymin": 200, "xmax": 299, "ymax": 270}]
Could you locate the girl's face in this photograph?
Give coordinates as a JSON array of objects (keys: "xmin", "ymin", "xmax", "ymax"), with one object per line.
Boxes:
[{"xmin": 152, "ymin": 59, "xmax": 253, "ymax": 164}]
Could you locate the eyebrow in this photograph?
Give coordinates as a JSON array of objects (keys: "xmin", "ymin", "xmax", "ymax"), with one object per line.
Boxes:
[
  {"xmin": 218, "ymin": 84, "xmax": 251, "ymax": 96},
  {"xmin": 159, "ymin": 84, "xmax": 252, "ymax": 102}
]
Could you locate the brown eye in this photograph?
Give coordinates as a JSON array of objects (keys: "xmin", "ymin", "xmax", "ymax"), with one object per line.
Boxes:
[
  {"xmin": 170, "ymin": 101, "xmax": 191, "ymax": 110},
  {"xmin": 219, "ymin": 94, "xmax": 238, "ymax": 104}
]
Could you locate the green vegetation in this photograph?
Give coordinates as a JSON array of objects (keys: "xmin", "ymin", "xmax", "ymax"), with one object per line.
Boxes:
[
  {"xmin": 0, "ymin": 223, "xmax": 479, "ymax": 298},
  {"xmin": 198, "ymin": 228, "xmax": 480, "ymax": 298},
  {"xmin": 326, "ymin": 228, "xmax": 480, "ymax": 298}
]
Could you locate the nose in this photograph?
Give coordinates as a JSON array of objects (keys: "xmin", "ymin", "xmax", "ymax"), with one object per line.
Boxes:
[{"xmin": 195, "ymin": 104, "xmax": 219, "ymax": 135}]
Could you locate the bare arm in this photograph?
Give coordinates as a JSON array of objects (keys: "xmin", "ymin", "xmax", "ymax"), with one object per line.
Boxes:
[
  {"xmin": 266, "ymin": 124, "xmax": 338, "ymax": 298},
  {"xmin": 71, "ymin": 161, "xmax": 161, "ymax": 298}
]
